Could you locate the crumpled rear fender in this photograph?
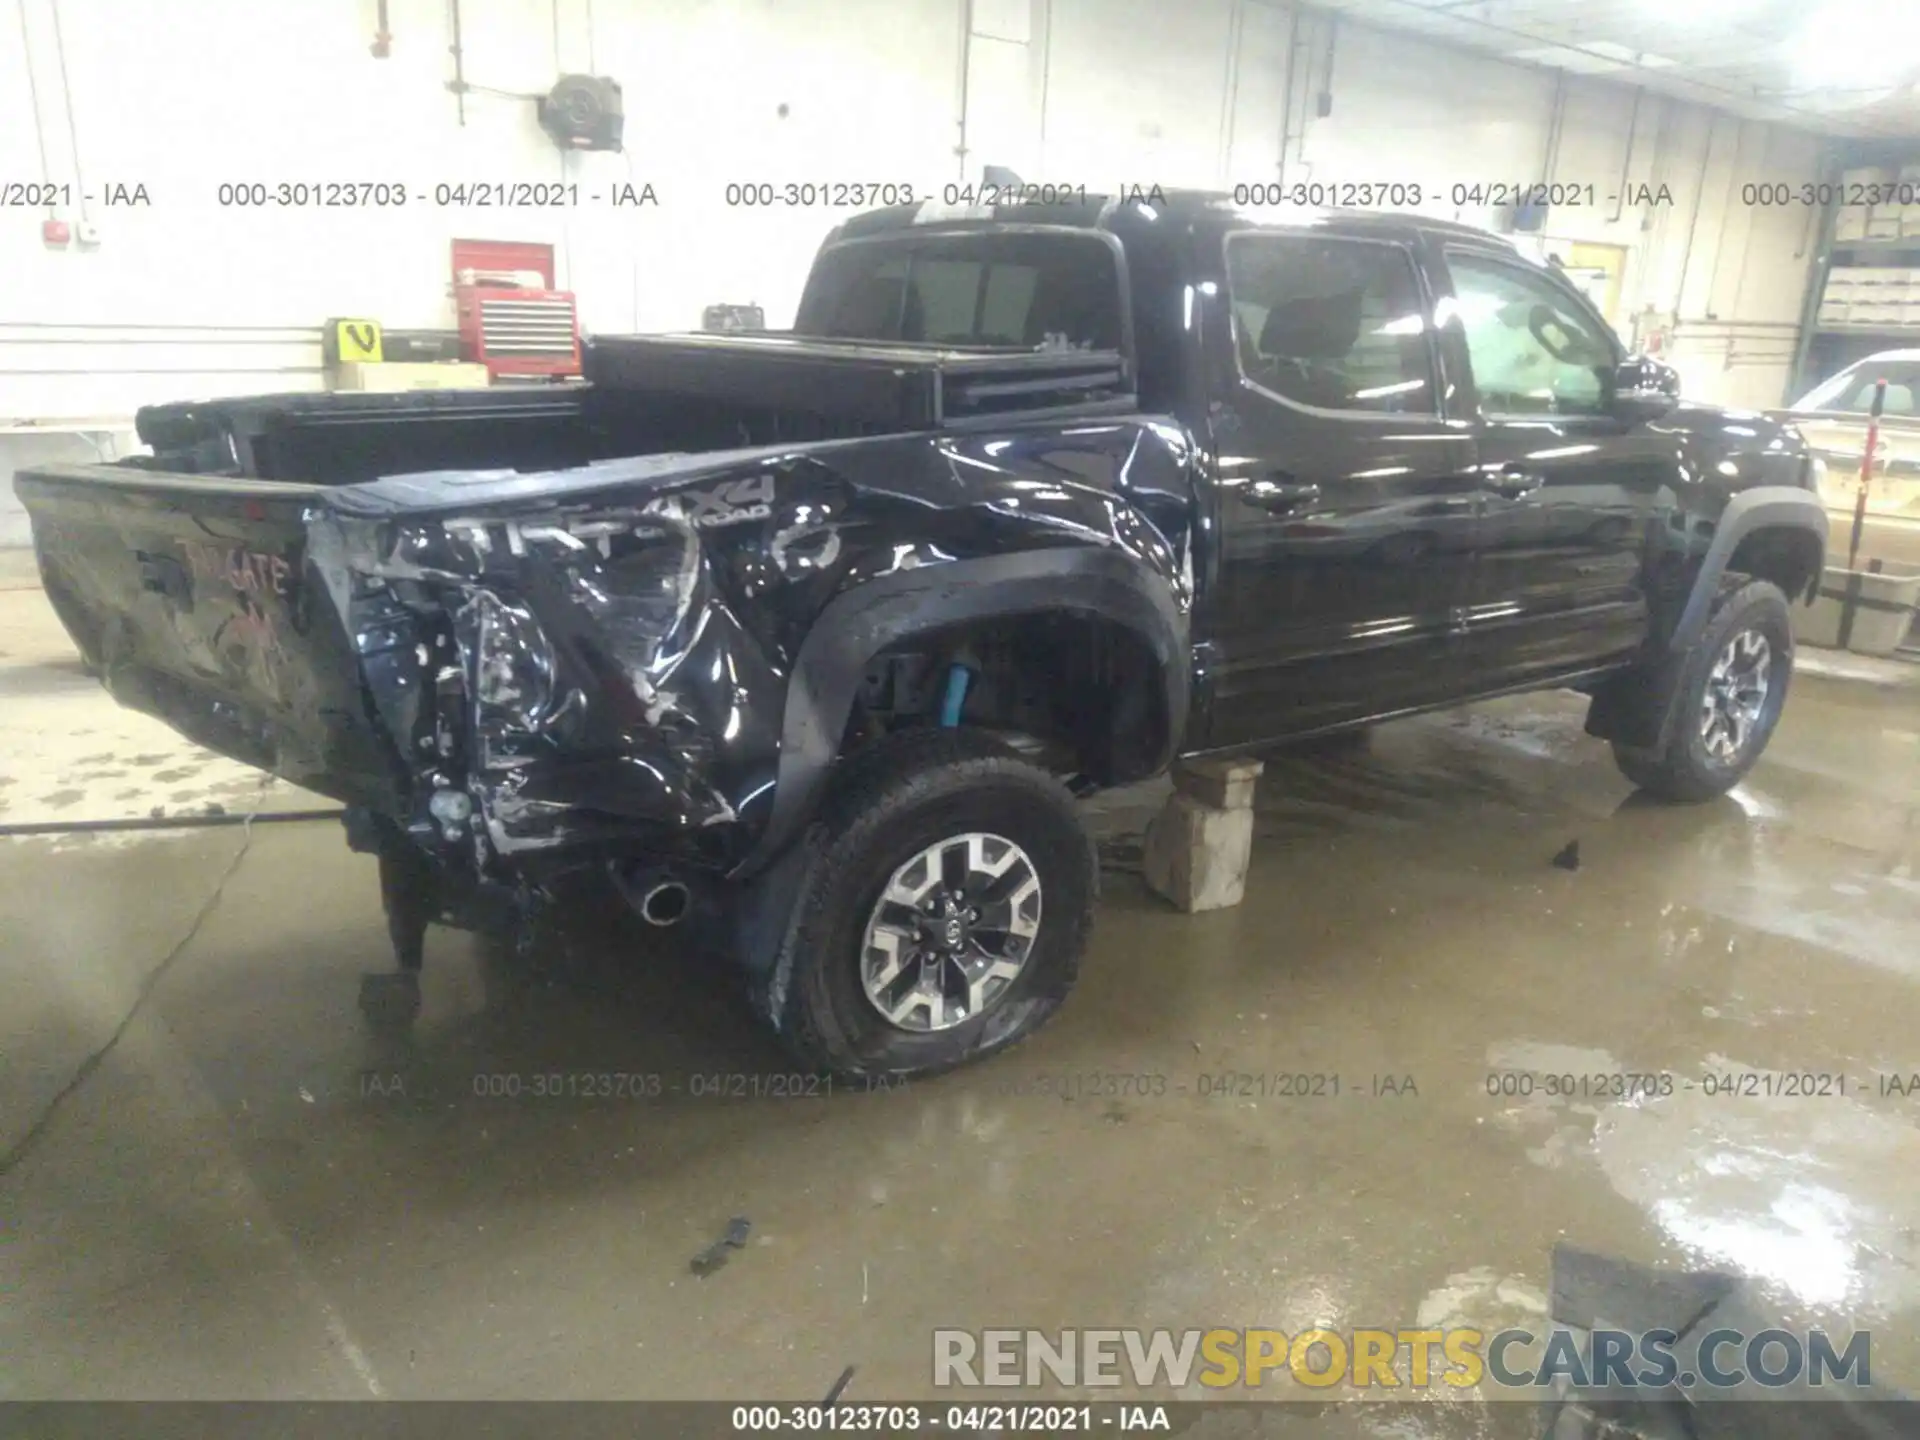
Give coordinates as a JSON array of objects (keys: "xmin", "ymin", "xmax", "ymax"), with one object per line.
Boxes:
[{"xmin": 312, "ymin": 417, "xmax": 1196, "ymax": 879}]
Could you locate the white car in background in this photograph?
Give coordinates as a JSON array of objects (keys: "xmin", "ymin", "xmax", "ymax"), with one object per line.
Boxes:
[{"xmin": 1781, "ymin": 349, "xmax": 1920, "ymax": 524}]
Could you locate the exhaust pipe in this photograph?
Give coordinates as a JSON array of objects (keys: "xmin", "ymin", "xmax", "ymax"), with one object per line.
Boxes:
[
  {"xmin": 610, "ymin": 861, "xmax": 697, "ymax": 928},
  {"xmin": 637, "ymin": 879, "xmax": 690, "ymax": 927}
]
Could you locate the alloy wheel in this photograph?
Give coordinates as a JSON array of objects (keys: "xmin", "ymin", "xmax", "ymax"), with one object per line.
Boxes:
[
  {"xmin": 859, "ymin": 832, "xmax": 1043, "ymax": 1032},
  {"xmin": 1699, "ymin": 628, "xmax": 1771, "ymax": 763}
]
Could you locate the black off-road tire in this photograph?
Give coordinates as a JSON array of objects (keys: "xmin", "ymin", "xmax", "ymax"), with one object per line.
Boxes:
[
  {"xmin": 754, "ymin": 729, "xmax": 1097, "ymax": 1081},
  {"xmin": 1611, "ymin": 579, "xmax": 1794, "ymax": 802}
]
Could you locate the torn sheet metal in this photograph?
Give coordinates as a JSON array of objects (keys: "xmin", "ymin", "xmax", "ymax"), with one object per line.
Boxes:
[{"xmin": 27, "ymin": 418, "xmax": 1196, "ymax": 891}]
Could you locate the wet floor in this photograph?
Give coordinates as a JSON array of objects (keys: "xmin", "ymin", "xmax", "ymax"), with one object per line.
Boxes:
[{"xmin": 3, "ymin": 586, "xmax": 1919, "ymax": 1427}]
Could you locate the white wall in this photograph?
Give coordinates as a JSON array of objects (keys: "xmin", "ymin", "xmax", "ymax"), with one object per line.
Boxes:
[
  {"xmin": 1025, "ymin": 3, "xmax": 1825, "ymax": 413},
  {"xmin": 1, "ymin": 0, "xmax": 1830, "ymax": 543}
]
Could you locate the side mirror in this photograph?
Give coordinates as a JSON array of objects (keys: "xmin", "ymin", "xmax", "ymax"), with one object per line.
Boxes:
[{"xmin": 1610, "ymin": 355, "xmax": 1680, "ymax": 423}]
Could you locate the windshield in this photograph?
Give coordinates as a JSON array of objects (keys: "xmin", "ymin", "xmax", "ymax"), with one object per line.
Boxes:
[
  {"xmin": 794, "ymin": 230, "xmax": 1124, "ymax": 353},
  {"xmin": 1794, "ymin": 359, "xmax": 1920, "ymax": 415}
]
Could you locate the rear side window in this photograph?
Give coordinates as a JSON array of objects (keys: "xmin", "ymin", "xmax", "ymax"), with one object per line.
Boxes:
[
  {"xmin": 796, "ymin": 232, "xmax": 1123, "ymax": 353},
  {"xmin": 1224, "ymin": 234, "xmax": 1435, "ymax": 415}
]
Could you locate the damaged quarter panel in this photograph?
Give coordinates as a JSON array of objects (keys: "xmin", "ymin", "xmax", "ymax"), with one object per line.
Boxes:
[{"xmin": 317, "ymin": 418, "xmax": 1196, "ymax": 880}]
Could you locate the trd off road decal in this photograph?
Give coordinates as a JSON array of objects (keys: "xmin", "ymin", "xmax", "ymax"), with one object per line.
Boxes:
[
  {"xmin": 440, "ymin": 473, "xmax": 779, "ymax": 556},
  {"xmin": 652, "ymin": 473, "xmax": 776, "ymax": 530}
]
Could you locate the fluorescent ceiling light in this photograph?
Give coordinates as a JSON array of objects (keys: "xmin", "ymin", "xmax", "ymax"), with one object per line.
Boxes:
[
  {"xmin": 1790, "ymin": 82, "xmax": 1903, "ymax": 112},
  {"xmin": 1508, "ymin": 42, "xmax": 1678, "ymax": 74},
  {"xmin": 1643, "ymin": 0, "xmax": 1758, "ymax": 22},
  {"xmin": 1509, "ymin": 45, "xmax": 1628, "ymax": 72},
  {"xmin": 1584, "ymin": 42, "xmax": 1680, "ymax": 68},
  {"xmin": 1790, "ymin": 0, "xmax": 1920, "ymax": 91}
]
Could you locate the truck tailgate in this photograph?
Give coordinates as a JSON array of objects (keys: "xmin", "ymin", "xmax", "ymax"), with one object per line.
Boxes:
[{"xmin": 17, "ymin": 464, "xmax": 404, "ymax": 810}]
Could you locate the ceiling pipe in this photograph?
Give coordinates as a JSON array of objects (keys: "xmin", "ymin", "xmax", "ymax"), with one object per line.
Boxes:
[
  {"xmin": 952, "ymin": 0, "xmax": 973, "ymax": 178},
  {"xmin": 1216, "ymin": 0, "xmax": 1244, "ymax": 185},
  {"xmin": 1034, "ymin": 0, "xmax": 1053, "ymax": 173},
  {"xmin": 1540, "ymin": 66, "xmax": 1568, "ymax": 188},
  {"xmin": 1675, "ymin": 111, "xmax": 1727, "ymax": 323},
  {"xmin": 13, "ymin": 0, "xmax": 52, "ymax": 215},
  {"xmin": 1704, "ymin": 118, "xmax": 1750, "ymax": 320},
  {"xmin": 447, "ymin": 0, "xmax": 467, "ymax": 125},
  {"xmin": 47, "ymin": 0, "xmax": 89, "ymax": 227},
  {"xmin": 1609, "ymin": 85, "xmax": 1645, "ymax": 225},
  {"xmin": 1275, "ymin": 5, "xmax": 1300, "ymax": 187}
]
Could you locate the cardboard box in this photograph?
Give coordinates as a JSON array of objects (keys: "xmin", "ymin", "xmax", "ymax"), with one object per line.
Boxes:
[
  {"xmin": 1837, "ymin": 167, "xmax": 1890, "ymax": 242},
  {"xmin": 1848, "ymin": 302, "xmax": 1907, "ymax": 327},
  {"xmin": 330, "ymin": 362, "xmax": 492, "ymax": 393},
  {"xmin": 1894, "ymin": 191, "xmax": 1920, "ymax": 233}
]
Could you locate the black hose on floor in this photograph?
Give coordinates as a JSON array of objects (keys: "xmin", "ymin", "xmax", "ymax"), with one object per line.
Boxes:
[{"xmin": 0, "ymin": 808, "xmax": 344, "ymax": 838}]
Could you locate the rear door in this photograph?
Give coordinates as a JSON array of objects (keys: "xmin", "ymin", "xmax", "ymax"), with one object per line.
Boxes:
[
  {"xmin": 1196, "ymin": 227, "xmax": 1481, "ymax": 748},
  {"xmin": 1433, "ymin": 244, "xmax": 1660, "ymax": 684}
]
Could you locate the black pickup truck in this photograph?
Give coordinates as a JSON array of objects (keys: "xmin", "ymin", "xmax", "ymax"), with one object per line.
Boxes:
[{"xmin": 17, "ymin": 191, "xmax": 1827, "ymax": 1078}]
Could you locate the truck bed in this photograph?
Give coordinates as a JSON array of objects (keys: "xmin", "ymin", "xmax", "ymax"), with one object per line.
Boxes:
[
  {"xmin": 125, "ymin": 332, "xmax": 1134, "ymax": 487},
  {"xmin": 12, "ymin": 324, "xmax": 1145, "ymax": 826}
]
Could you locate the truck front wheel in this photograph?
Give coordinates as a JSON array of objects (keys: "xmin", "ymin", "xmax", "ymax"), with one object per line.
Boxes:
[
  {"xmin": 1611, "ymin": 579, "xmax": 1794, "ymax": 802},
  {"xmin": 759, "ymin": 730, "xmax": 1096, "ymax": 1081}
]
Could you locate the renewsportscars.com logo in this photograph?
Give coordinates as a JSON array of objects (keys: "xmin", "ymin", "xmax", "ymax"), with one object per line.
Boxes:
[{"xmin": 932, "ymin": 1326, "xmax": 1873, "ymax": 1392}]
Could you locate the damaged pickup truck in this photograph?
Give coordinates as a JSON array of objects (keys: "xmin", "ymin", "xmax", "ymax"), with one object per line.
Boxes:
[{"xmin": 18, "ymin": 193, "xmax": 1827, "ymax": 1078}]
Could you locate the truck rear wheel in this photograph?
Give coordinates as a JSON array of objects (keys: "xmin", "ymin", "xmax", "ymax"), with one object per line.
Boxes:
[
  {"xmin": 1611, "ymin": 579, "xmax": 1794, "ymax": 802},
  {"xmin": 763, "ymin": 730, "xmax": 1096, "ymax": 1081}
]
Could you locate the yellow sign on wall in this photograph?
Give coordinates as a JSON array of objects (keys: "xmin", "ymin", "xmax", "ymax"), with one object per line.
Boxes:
[{"xmin": 329, "ymin": 318, "xmax": 384, "ymax": 365}]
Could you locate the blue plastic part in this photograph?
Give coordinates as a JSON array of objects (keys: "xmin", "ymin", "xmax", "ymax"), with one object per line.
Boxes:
[{"xmin": 939, "ymin": 663, "xmax": 971, "ymax": 727}]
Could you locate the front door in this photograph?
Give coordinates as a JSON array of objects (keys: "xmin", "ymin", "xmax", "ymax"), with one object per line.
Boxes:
[
  {"xmin": 1198, "ymin": 228, "xmax": 1481, "ymax": 749},
  {"xmin": 1434, "ymin": 245, "xmax": 1661, "ymax": 685}
]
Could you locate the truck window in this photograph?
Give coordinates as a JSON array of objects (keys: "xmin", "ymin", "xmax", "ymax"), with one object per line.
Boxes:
[
  {"xmin": 796, "ymin": 232, "xmax": 1123, "ymax": 353},
  {"xmin": 1223, "ymin": 233, "xmax": 1436, "ymax": 415},
  {"xmin": 1444, "ymin": 251, "xmax": 1615, "ymax": 418}
]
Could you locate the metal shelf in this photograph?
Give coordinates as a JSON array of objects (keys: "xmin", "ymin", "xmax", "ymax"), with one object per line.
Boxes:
[
  {"xmin": 1791, "ymin": 141, "xmax": 1920, "ymax": 398},
  {"xmin": 1831, "ymin": 237, "xmax": 1920, "ymax": 255},
  {"xmin": 1814, "ymin": 324, "xmax": 1920, "ymax": 338}
]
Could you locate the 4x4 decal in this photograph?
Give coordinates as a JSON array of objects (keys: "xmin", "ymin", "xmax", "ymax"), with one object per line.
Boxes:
[{"xmin": 650, "ymin": 473, "xmax": 776, "ymax": 530}]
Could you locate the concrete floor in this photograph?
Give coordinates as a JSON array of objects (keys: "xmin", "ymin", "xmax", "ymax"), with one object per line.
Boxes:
[{"xmin": 4, "ymin": 582, "xmax": 1920, "ymax": 1420}]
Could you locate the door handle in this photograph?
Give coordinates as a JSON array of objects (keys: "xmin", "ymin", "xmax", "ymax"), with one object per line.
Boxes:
[
  {"xmin": 1484, "ymin": 465, "xmax": 1545, "ymax": 499},
  {"xmin": 1244, "ymin": 476, "xmax": 1322, "ymax": 512}
]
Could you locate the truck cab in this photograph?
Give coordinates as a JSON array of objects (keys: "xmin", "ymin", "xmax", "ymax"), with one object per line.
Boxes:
[{"xmin": 807, "ymin": 193, "xmax": 1823, "ymax": 751}]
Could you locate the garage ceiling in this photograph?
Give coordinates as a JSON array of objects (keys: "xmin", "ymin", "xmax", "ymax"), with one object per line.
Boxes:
[{"xmin": 1311, "ymin": 0, "xmax": 1920, "ymax": 138}]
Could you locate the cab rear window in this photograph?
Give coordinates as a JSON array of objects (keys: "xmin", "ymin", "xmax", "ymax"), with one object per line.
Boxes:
[{"xmin": 796, "ymin": 232, "xmax": 1124, "ymax": 354}]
